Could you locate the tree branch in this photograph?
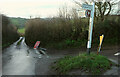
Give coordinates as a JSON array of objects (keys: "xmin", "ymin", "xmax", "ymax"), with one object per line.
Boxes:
[{"xmin": 106, "ymin": 2, "xmax": 111, "ymax": 16}]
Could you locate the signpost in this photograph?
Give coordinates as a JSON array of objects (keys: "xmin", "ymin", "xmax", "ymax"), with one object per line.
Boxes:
[
  {"xmin": 82, "ymin": 4, "xmax": 93, "ymax": 10},
  {"xmin": 85, "ymin": 10, "xmax": 91, "ymax": 17},
  {"xmin": 82, "ymin": 2, "xmax": 95, "ymax": 54}
]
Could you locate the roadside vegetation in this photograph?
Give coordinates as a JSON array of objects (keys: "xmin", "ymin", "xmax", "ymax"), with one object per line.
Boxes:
[
  {"xmin": 1, "ymin": 0, "xmax": 119, "ymax": 75},
  {"xmin": 18, "ymin": 28, "xmax": 25, "ymax": 34},
  {"xmin": 24, "ymin": 1, "xmax": 119, "ymax": 49},
  {"xmin": 25, "ymin": 15, "xmax": 119, "ymax": 49},
  {"xmin": 10, "ymin": 17, "xmax": 27, "ymax": 29},
  {"xmin": 52, "ymin": 53, "xmax": 115, "ymax": 75},
  {"xmin": 10, "ymin": 17, "xmax": 27, "ymax": 36},
  {"xmin": 2, "ymin": 15, "xmax": 19, "ymax": 49}
]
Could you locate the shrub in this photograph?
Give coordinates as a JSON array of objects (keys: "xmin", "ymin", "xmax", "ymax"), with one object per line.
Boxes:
[
  {"xmin": 2, "ymin": 14, "xmax": 19, "ymax": 49},
  {"xmin": 25, "ymin": 18, "xmax": 84, "ymax": 47},
  {"xmin": 25, "ymin": 15, "xmax": 119, "ymax": 48},
  {"xmin": 93, "ymin": 16, "xmax": 120, "ymax": 45}
]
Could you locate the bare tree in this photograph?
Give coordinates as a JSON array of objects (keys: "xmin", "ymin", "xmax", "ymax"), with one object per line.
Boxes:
[
  {"xmin": 73, "ymin": 0, "xmax": 119, "ymax": 20},
  {"xmin": 69, "ymin": 8, "xmax": 78, "ymax": 19},
  {"xmin": 58, "ymin": 6, "xmax": 69, "ymax": 19}
]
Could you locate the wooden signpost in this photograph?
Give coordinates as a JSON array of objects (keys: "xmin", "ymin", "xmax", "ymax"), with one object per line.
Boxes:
[{"xmin": 82, "ymin": 2, "xmax": 95, "ymax": 54}]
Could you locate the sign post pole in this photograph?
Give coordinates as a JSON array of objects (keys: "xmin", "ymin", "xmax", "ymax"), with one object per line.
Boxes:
[
  {"xmin": 82, "ymin": 2, "xmax": 95, "ymax": 55},
  {"xmin": 86, "ymin": 2, "xmax": 95, "ymax": 55}
]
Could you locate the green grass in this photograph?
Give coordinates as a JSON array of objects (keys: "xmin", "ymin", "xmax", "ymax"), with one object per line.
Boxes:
[
  {"xmin": 18, "ymin": 28, "xmax": 25, "ymax": 34},
  {"xmin": 52, "ymin": 53, "xmax": 113, "ymax": 75},
  {"xmin": 46, "ymin": 39, "xmax": 87, "ymax": 49},
  {"xmin": 9, "ymin": 17, "xmax": 27, "ymax": 29}
]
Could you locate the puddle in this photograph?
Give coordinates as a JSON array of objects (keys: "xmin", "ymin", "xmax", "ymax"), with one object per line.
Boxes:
[{"xmin": 3, "ymin": 37, "xmax": 49, "ymax": 75}]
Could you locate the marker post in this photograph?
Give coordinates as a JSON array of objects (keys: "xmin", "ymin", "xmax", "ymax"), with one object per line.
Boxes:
[
  {"xmin": 86, "ymin": 2, "xmax": 95, "ymax": 55},
  {"xmin": 97, "ymin": 35, "xmax": 104, "ymax": 55}
]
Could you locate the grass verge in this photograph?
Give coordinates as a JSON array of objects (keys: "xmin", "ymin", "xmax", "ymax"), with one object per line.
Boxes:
[
  {"xmin": 52, "ymin": 53, "xmax": 114, "ymax": 75},
  {"xmin": 18, "ymin": 28, "xmax": 25, "ymax": 34},
  {"xmin": 46, "ymin": 39, "xmax": 87, "ymax": 49}
]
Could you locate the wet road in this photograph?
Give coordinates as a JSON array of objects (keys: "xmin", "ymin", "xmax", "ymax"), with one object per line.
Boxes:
[
  {"xmin": 2, "ymin": 37, "xmax": 81, "ymax": 75},
  {"xmin": 2, "ymin": 37, "xmax": 43, "ymax": 75},
  {"xmin": 2, "ymin": 37, "xmax": 74, "ymax": 75},
  {"xmin": 2, "ymin": 37, "xmax": 119, "ymax": 75}
]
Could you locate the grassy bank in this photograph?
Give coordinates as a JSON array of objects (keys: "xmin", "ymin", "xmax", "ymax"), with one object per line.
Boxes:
[
  {"xmin": 52, "ymin": 53, "xmax": 114, "ymax": 75},
  {"xmin": 18, "ymin": 28, "xmax": 25, "ymax": 34}
]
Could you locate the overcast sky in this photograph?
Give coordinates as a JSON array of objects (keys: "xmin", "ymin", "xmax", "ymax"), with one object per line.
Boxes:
[
  {"xmin": 0, "ymin": 0, "xmax": 78, "ymax": 18},
  {"xmin": 0, "ymin": 0, "xmax": 119, "ymax": 18}
]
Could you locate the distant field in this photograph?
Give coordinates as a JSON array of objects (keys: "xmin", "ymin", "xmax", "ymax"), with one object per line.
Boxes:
[
  {"xmin": 9, "ymin": 17, "xmax": 28, "ymax": 28},
  {"xmin": 18, "ymin": 28, "xmax": 25, "ymax": 34}
]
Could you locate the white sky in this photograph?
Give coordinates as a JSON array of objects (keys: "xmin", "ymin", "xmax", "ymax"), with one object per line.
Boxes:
[
  {"xmin": 0, "ymin": 0, "xmax": 78, "ymax": 18},
  {"xmin": 0, "ymin": 0, "xmax": 118, "ymax": 18}
]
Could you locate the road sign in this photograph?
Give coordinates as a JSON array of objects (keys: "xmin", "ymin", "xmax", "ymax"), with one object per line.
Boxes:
[
  {"xmin": 34, "ymin": 41, "xmax": 40, "ymax": 49},
  {"xmin": 85, "ymin": 10, "xmax": 91, "ymax": 17},
  {"xmin": 100, "ymin": 35, "xmax": 104, "ymax": 46},
  {"xmin": 82, "ymin": 4, "xmax": 93, "ymax": 10},
  {"xmin": 97, "ymin": 35, "xmax": 104, "ymax": 54},
  {"xmin": 83, "ymin": 2, "xmax": 95, "ymax": 54}
]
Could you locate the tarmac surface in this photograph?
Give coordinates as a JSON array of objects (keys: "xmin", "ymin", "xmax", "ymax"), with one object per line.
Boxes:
[{"xmin": 2, "ymin": 37, "xmax": 120, "ymax": 76}]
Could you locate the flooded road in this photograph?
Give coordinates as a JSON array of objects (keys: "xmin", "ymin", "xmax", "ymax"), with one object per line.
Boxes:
[
  {"xmin": 2, "ymin": 37, "xmax": 43, "ymax": 75},
  {"xmin": 2, "ymin": 37, "xmax": 80, "ymax": 75},
  {"xmin": 2, "ymin": 37, "xmax": 73, "ymax": 75},
  {"xmin": 2, "ymin": 37, "xmax": 119, "ymax": 75}
]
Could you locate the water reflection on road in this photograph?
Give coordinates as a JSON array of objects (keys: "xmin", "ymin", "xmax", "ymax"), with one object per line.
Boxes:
[
  {"xmin": 2, "ymin": 37, "xmax": 42, "ymax": 75},
  {"xmin": 3, "ymin": 37, "xmax": 119, "ymax": 75}
]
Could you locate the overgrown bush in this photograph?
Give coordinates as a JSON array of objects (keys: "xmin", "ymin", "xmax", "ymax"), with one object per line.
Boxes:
[
  {"xmin": 25, "ymin": 15, "xmax": 119, "ymax": 48},
  {"xmin": 25, "ymin": 17, "xmax": 86, "ymax": 47},
  {"xmin": 93, "ymin": 15, "xmax": 120, "ymax": 45},
  {"xmin": 2, "ymin": 15, "xmax": 19, "ymax": 49}
]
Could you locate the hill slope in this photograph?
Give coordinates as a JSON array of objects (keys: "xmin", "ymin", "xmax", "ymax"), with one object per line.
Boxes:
[{"xmin": 9, "ymin": 17, "xmax": 28, "ymax": 29}]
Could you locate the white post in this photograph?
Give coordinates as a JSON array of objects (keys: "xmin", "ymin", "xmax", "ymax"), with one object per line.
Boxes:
[{"xmin": 87, "ymin": 2, "xmax": 95, "ymax": 54}]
